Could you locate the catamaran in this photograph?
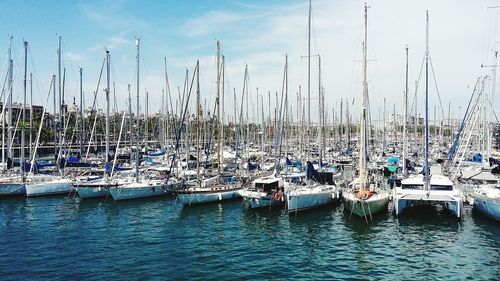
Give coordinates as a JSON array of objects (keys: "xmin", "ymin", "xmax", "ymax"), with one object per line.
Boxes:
[{"xmin": 393, "ymin": 11, "xmax": 463, "ymax": 219}]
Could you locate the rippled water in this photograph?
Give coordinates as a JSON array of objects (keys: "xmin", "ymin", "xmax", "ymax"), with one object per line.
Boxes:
[{"xmin": 0, "ymin": 195, "xmax": 498, "ymax": 280}]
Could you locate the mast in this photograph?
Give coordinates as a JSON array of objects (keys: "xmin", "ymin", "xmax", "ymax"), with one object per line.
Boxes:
[
  {"xmin": 127, "ymin": 84, "xmax": 132, "ymax": 160},
  {"xmin": 105, "ymin": 49, "xmax": 110, "ymax": 179},
  {"xmin": 196, "ymin": 60, "xmax": 200, "ymax": 187},
  {"xmin": 7, "ymin": 36, "xmax": 13, "ymax": 166},
  {"xmin": 221, "ymin": 55, "xmax": 225, "ymax": 165},
  {"xmin": 135, "ymin": 38, "xmax": 140, "ymax": 182},
  {"xmin": 57, "ymin": 36, "xmax": 63, "ymax": 160},
  {"xmin": 340, "ymin": 99, "xmax": 343, "ymax": 146},
  {"xmin": 307, "ymin": 0, "xmax": 312, "ymax": 161},
  {"xmin": 21, "ymin": 41, "xmax": 28, "ymax": 180},
  {"xmin": 79, "ymin": 68, "xmax": 84, "ymax": 154},
  {"xmin": 383, "ymin": 98, "xmax": 386, "ymax": 154},
  {"xmin": 164, "ymin": 57, "xmax": 170, "ymax": 150},
  {"xmin": 216, "ymin": 41, "xmax": 221, "ymax": 175},
  {"xmin": 359, "ymin": 4, "xmax": 368, "ymax": 189},
  {"xmin": 52, "ymin": 74, "xmax": 56, "ymax": 156},
  {"xmin": 29, "ymin": 72, "xmax": 33, "ymax": 161},
  {"xmin": 424, "ymin": 11, "xmax": 430, "ymax": 189},
  {"xmin": 145, "ymin": 90, "xmax": 148, "ymax": 153},
  {"xmin": 318, "ymin": 55, "xmax": 322, "ymax": 165},
  {"xmin": 403, "ymin": 46, "xmax": 408, "ymax": 176}
]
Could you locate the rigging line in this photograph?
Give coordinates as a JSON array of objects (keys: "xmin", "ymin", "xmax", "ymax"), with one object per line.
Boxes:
[
  {"xmin": 409, "ymin": 56, "xmax": 425, "ymax": 116},
  {"xmin": 428, "ymin": 56, "xmax": 446, "ymax": 120}
]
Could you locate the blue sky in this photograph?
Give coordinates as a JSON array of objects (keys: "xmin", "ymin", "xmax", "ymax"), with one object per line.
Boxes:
[{"xmin": 0, "ymin": 0, "xmax": 499, "ymax": 123}]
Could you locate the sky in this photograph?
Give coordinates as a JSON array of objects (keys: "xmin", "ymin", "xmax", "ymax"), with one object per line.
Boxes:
[{"xmin": 0, "ymin": 0, "xmax": 499, "ymax": 124}]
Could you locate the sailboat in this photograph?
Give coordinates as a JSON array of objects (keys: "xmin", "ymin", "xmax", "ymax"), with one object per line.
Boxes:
[
  {"xmin": 75, "ymin": 50, "xmax": 131, "ymax": 199},
  {"xmin": 25, "ymin": 37, "xmax": 73, "ymax": 197},
  {"xmin": 286, "ymin": 0, "xmax": 339, "ymax": 214},
  {"xmin": 0, "ymin": 37, "xmax": 25, "ymax": 196},
  {"xmin": 343, "ymin": 5, "xmax": 390, "ymax": 220},
  {"xmin": 177, "ymin": 41, "xmax": 242, "ymax": 206},
  {"xmin": 393, "ymin": 11, "xmax": 463, "ymax": 219},
  {"xmin": 109, "ymin": 38, "xmax": 176, "ymax": 201}
]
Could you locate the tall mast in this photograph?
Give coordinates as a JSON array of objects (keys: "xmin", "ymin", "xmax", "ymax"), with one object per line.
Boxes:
[
  {"xmin": 29, "ymin": 72, "xmax": 33, "ymax": 161},
  {"xmin": 424, "ymin": 11, "xmax": 430, "ymax": 189},
  {"xmin": 79, "ymin": 68, "xmax": 84, "ymax": 154},
  {"xmin": 307, "ymin": 0, "xmax": 312, "ymax": 160},
  {"xmin": 403, "ymin": 46, "xmax": 408, "ymax": 176},
  {"xmin": 135, "ymin": 38, "xmax": 140, "ymax": 182},
  {"xmin": 21, "ymin": 41, "xmax": 28, "ymax": 179},
  {"xmin": 162, "ymin": 90, "xmax": 165, "ymax": 147},
  {"xmin": 216, "ymin": 41, "xmax": 221, "ymax": 175},
  {"xmin": 318, "ymin": 55, "xmax": 322, "ymax": 165},
  {"xmin": 196, "ymin": 60, "xmax": 200, "ymax": 187},
  {"xmin": 145, "ymin": 90, "xmax": 149, "ymax": 153},
  {"xmin": 340, "ymin": 99, "xmax": 343, "ymax": 145},
  {"xmin": 52, "ymin": 74, "xmax": 56, "ymax": 156},
  {"xmin": 359, "ymin": 4, "xmax": 368, "ymax": 188},
  {"xmin": 58, "ymin": 36, "xmax": 63, "ymax": 157},
  {"xmin": 105, "ymin": 49, "xmax": 110, "ymax": 179},
  {"xmin": 383, "ymin": 98, "xmax": 386, "ymax": 154},
  {"xmin": 221, "ymin": 55, "xmax": 225, "ymax": 165},
  {"xmin": 127, "ymin": 84, "xmax": 132, "ymax": 160},
  {"xmin": 164, "ymin": 57, "xmax": 170, "ymax": 150},
  {"xmin": 7, "ymin": 36, "xmax": 13, "ymax": 165}
]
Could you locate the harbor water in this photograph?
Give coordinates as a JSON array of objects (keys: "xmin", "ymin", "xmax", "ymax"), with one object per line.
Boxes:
[{"xmin": 0, "ymin": 196, "xmax": 498, "ymax": 280}]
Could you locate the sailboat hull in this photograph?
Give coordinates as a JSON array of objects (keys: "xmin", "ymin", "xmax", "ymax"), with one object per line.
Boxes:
[
  {"xmin": 471, "ymin": 193, "xmax": 500, "ymax": 221},
  {"xmin": 240, "ymin": 190, "xmax": 284, "ymax": 209},
  {"xmin": 178, "ymin": 186, "xmax": 241, "ymax": 205},
  {"xmin": 109, "ymin": 181, "xmax": 175, "ymax": 201},
  {"xmin": 287, "ymin": 186, "xmax": 339, "ymax": 213},
  {"xmin": 25, "ymin": 178, "xmax": 73, "ymax": 197},
  {"xmin": 76, "ymin": 185, "xmax": 112, "ymax": 199},
  {"xmin": 343, "ymin": 192, "xmax": 389, "ymax": 218},
  {"xmin": 0, "ymin": 182, "xmax": 26, "ymax": 196},
  {"xmin": 394, "ymin": 196, "xmax": 463, "ymax": 218}
]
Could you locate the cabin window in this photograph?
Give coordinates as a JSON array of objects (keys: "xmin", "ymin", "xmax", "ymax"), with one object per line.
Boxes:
[
  {"xmin": 402, "ymin": 184, "xmax": 423, "ymax": 190},
  {"xmin": 430, "ymin": 185, "xmax": 453, "ymax": 191}
]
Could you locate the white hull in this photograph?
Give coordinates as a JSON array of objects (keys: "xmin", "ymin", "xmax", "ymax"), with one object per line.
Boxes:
[
  {"xmin": 287, "ymin": 185, "xmax": 338, "ymax": 213},
  {"xmin": 470, "ymin": 186, "xmax": 500, "ymax": 221},
  {"xmin": 240, "ymin": 190, "xmax": 284, "ymax": 209},
  {"xmin": 394, "ymin": 174, "xmax": 463, "ymax": 218},
  {"xmin": 109, "ymin": 180, "xmax": 171, "ymax": 201},
  {"xmin": 394, "ymin": 193, "xmax": 463, "ymax": 218},
  {"xmin": 76, "ymin": 185, "xmax": 112, "ymax": 199},
  {"xmin": 25, "ymin": 178, "xmax": 73, "ymax": 197},
  {"xmin": 178, "ymin": 185, "xmax": 241, "ymax": 205}
]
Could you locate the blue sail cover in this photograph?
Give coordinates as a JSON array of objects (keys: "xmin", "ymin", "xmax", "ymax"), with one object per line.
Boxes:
[
  {"xmin": 247, "ymin": 162, "xmax": 258, "ymax": 171},
  {"xmin": 105, "ymin": 162, "xmax": 111, "ymax": 175},
  {"xmin": 67, "ymin": 155, "xmax": 81, "ymax": 163},
  {"xmin": 472, "ymin": 153, "xmax": 483, "ymax": 163},
  {"xmin": 286, "ymin": 157, "xmax": 302, "ymax": 167},
  {"xmin": 147, "ymin": 149, "xmax": 166, "ymax": 157}
]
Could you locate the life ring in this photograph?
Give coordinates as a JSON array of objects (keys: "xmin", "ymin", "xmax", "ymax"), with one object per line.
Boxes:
[{"xmin": 274, "ymin": 192, "xmax": 281, "ymax": 201}]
